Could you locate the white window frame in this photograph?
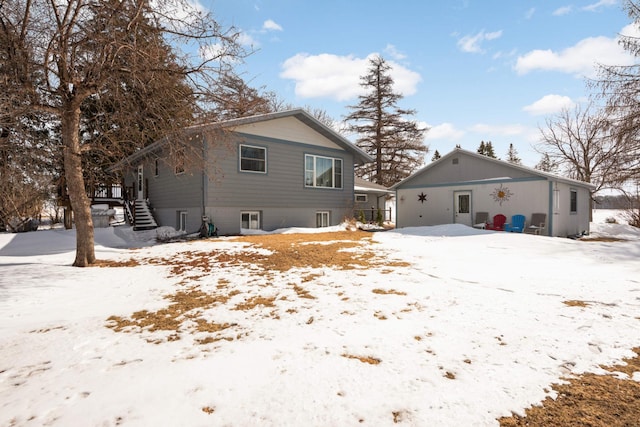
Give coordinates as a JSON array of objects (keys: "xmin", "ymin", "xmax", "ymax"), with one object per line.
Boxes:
[
  {"xmin": 305, "ymin": 154, "xmax": 343, "ymax": 189},
  {"xmin": 316, "ymin": 211, "xmax": 330, "ymax": 228},
  {"xmin": 239, "ymin": 144, "xmax": 267, "ymax": 173},
  {"xmin": 355, "ymin": 194, "xmax": 368, "ymax": 203},
  {"xmin": 178, "ymin": 211, "xmax": 187, "ymax": 232},
  {"xmin": 241, "ymin": 211, "xmax": 261, "ymax": 230}
]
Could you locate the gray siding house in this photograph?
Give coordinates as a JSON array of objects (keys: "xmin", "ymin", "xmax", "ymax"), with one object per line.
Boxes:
[
  {"xmin": 111, "ymin": 110, "xmax": 372, "ymax": 235},
  {"xmin": 354, "ymin": 177, "xmax": 394, "ymax": 223},
  {"xmin": 392, "ymin": 148, "xmax": 595, "ymax": 237}
]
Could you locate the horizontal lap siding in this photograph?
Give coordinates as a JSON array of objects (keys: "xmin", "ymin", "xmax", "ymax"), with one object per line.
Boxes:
[{"xmin": 204, "ymin": 133, "xmax": 355, "ymax": 234}]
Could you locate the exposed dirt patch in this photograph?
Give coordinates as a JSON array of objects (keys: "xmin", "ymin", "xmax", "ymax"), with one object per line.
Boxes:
[{"xmin": 498, "ymin": 348, "xmax": 640, "ymax": 427}]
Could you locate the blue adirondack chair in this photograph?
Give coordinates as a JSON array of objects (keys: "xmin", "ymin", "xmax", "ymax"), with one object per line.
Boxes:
[{"xmin": 505, "ymin": 214, "xmax": 526, "ymax": 232}]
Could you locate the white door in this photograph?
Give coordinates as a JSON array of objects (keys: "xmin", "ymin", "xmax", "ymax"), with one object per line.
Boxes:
[
  {"xmin": 137, "ymin": 165, "xmax": 144, "ymax": 201},
  {"xmin": 454, "ymin": 191, "xmax": 472, "ymax": 225}
]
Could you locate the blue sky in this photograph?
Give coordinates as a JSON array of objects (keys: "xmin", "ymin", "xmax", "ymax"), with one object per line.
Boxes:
[{"xmin": 198, "ymin": 0, "xmax": 635, "ymax": 166}]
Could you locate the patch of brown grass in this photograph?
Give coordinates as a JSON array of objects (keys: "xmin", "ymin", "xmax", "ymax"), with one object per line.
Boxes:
[
  {"xmin": 233, "ymin": 296, "xmax": 276, "ymax": 311},
  {"xmin": 106, "ymin": 286, "xmax": 238, "ymax": 336},
  {"xmin": 234, "ymin": 231, "xmax": 410, "ymax": 272},
  {"xmin": 498, "ymin": 348, "xmax": 640, "ymax": 427},
  {"xmin": 92, "ymin": 258, "xmax": 141, "ymax": 267},
  {"xmin": 563, "ymin": 300, "xmax": 590, "ymax": 307},
  {"xmin": 372, "ymin": 288, "xmax": 407, "ymax": 296},
  {"xmin": 341, "ymin": 354, "xmax": 382, "ymax": 365},
  {"xmin": 579, "ymin": 236, "xmax": 627, "ymax": 242}
]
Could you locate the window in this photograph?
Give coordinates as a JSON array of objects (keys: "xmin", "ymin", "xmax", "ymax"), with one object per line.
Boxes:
[
  {"xmin": 174, "ymin": 149, "xmax": 185, "ymax": 175},
  {"xmin": 355, "ymin": 194, "xmax": 367, "ymax": 203},
  {"xmin": 154, "ymin": 159, "xmax": 159, "ymax": 177},
  {"xmin": 316, "ymin": 211, "xmax": 330, "ymax": 228},
  {"xmin": 240, "ymin": 144, "xmax": 266, "ymax": 173},
  {"xmin": 178, "ymin": 211, "xmax": 187, "ymax": 232},
  {"xmin": 305, "ymin": 154, "xmax": 342, "ymax": 189},
  {"xmin": 241, "ymin": 211, "xmax": 261, "ymax": 230},
  {"xmin": 570, "ymin": 189, "xmax": 577, "ymax": 213}
]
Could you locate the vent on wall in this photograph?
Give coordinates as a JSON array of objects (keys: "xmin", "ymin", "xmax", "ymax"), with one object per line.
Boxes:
[{"xmin": 452, "ymin": 158, "xmax": 459, "ymax": 164}]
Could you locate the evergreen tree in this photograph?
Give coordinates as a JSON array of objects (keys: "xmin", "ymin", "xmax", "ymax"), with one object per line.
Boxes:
[
  {"xmin": 506, "ymin": 143, "xmax": 522, "ymax": 164},
  {"xmin": 535, "ymin": 152, "xmax": 560, "ymax": 173},
  {"xmin": 431, "ymin": 150, "xmax": 441, "ymax": 161},
  {"xmin": 477, "ymin": 141, "xmax": 486, "ymax": 155},
  {"xmin": 345, "ymin": 55, "xmax": 428, "ymax": 187},
  {"xmin": 477, "ymin": 140, "xmax": 497, "ymax": 158}
]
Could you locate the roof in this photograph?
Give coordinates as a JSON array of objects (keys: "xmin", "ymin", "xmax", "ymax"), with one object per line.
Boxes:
[
  {"xmin": 391, "ymin": 148, "xmax": 596, "ymax": 190},
  {"xmin": 354, "ymin": 177, "xmax": 393, "ymax": 194},
  {"xmin": 109, "ymin": 109, "xmax": 373, "ymax": 171}
]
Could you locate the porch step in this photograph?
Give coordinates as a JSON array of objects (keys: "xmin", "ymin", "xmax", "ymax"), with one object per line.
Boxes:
[{"xmin": 133, "ymin": 200, "xmax": 158, "ymax": 231}]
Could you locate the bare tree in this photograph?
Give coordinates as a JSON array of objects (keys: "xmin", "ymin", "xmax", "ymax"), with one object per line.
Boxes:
[
  {"xmin": 345, "ymin": 55, "xmax": 428, "ymax": 187},
  {"xmin": 593, "ymin": 0, "xmax": 640, "ymax": 186},
  {"xmin": 0, "ymin": 0, "xmax": 244, "ymax": 266},
  {"xmin": 536, "ymin": 102, "xmax": 622, "ymax": 196},
  {"xmin": 203, "ymin": 72, "xmax": 275, "ymax": 121}
]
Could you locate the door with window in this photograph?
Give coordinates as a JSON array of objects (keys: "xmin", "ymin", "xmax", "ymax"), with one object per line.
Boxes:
[
  {"xmin": 137, "ymin": 164, "xmax": 144, "ymax": 201},
  {"xmin": 454, "ymin": 191, "xmax": 472, "ymax": 226}
]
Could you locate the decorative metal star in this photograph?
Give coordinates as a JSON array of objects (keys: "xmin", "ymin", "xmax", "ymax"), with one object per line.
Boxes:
[{"xmin": 418, "ymin": 192, "xmax": 427, "ymax": 203}]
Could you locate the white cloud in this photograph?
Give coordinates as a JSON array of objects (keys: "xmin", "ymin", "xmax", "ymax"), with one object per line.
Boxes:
[
  {"xmin": 424, "ymin": 123, "xmax": 465, "ymax": 141},
  {"xmin": 384, "ymin": 44, "xmax": 407, "ymax": 61},
  {"xmin": 280, "ymin": 53, "xmax": 421, "ymax": 101},
  {"xmin": 552, "ymin": 5, "xmax": 573, "ymax": 16},
  {"xmin": 514, "ymin": 31, "xmax": 635, "ymax": 78},
  {"xmin": 525, "ymin": 8, "xmax": 536, "ymax": 19},
  {"xmin": 457, "ymin": 30, "xmax": 503, "ymax": 53},
  {"xmin": 263, "ymin": 19, "xmax": 283, "ymax": 32},
  {"xmin": 583, "ymin": 0, "xmax": 617, "ymax": 12},
  {"xmin": 523, "ymin": 94, "xmax": 575, "ymax": 116}
]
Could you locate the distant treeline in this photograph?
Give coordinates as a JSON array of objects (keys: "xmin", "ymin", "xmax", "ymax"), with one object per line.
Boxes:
[{"xmin": 594, "ymin": 195, "xmax": 640, "ymax": 209}]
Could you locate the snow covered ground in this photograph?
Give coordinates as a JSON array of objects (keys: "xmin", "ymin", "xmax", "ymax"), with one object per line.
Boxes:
[{"xmin": 1, "ymin": 209, "xmax": 639, "ymax": 426}]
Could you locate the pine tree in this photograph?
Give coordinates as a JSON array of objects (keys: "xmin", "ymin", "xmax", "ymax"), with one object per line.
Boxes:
[
  {"xmin": 506, "ymin": 143, "xmax": 522, "ymax": 164},
  {"xmin": 535, "ymin": 153, "xmax": 560, "ymax": 173},
  {"xmin": 477, "ymin": 141, "xmax": 498, "ymax": 158},
  {"xmin": 345, "ymin": 56, "xmax": 428, "ymax": 187},
  {"xmin": 431, "ymin": 150, "xmax": 441, "ymax": 161},
  {"xmin": 477, "ymin": 141, "xmax": 486, "ymax": 155}
]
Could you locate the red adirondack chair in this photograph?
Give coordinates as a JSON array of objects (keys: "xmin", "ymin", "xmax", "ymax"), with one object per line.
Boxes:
[{"xmin": 486, "ymin": 214, "xmax": 507, "ymax": 231}]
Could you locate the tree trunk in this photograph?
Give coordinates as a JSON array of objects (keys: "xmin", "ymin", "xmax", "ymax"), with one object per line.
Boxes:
[{"xmin": 62, "ymin": 103, "xmax": 95, "ymax": 267}]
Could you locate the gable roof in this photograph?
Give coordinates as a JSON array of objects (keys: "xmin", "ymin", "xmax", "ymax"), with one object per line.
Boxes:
[
  {"xmin": 391, "ymin": 148, "xmax": 596, "ymax": 190},
  {"xmin": 354, "ymin": 177, "xmax": 393, "ymax": 194},
  {"xmin": 109, "ymin": 109, "xmax": 372, "ymax": 171}
]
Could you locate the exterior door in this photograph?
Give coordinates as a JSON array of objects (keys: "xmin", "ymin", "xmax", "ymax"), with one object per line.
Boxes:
[
  {"xmin": 137, "ymin": 165, "xmax": 144, "ymax": 201},
  {"xmin": 454, "ymin": 191, "xmax": 472, "ymax": 225}
]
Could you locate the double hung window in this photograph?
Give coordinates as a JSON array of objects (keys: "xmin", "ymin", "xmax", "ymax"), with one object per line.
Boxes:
[{"xmin": 240, "ymin": 144, "xmax": 266, "ymax": 173}]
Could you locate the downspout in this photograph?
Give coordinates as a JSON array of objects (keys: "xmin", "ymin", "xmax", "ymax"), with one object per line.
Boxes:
[
  {"xmin": 201, "ymin": 135, "xmax": 207, "ymax": 217},
  {"xmin": 548, "ymin": 180, "xmax": 558, "ymax": 237}
]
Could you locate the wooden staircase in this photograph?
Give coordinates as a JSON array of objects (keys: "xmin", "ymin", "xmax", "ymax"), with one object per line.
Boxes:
[{"xmin": 126, "ymin": 199, "xmax": 158, "ymax": 231}]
